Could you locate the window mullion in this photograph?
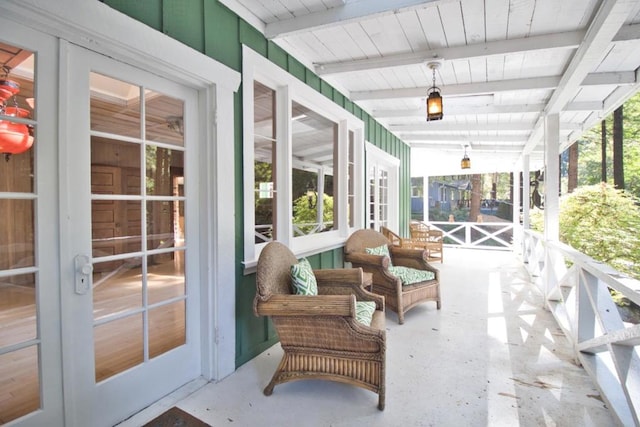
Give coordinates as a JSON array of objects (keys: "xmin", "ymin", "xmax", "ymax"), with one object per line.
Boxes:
[{"xmin": 276, "ymin": 85, "xmax": 292, "ymax": 246}]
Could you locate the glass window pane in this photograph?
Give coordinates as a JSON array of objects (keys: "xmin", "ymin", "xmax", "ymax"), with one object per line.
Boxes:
[
  {"xmin": 92, "ymin": 200, "xmax": 142, "ymax": 257},
  {"xmin": 0, "ymin": 199, "xmax": 34, "ymax": 270},
  {"xmin": 291, "ymin": 101, "xmax": 337, "ymax": 236},
  {"xmin": 146, "ymin": 145, "xmax": 184, "ymax": 196},
  {"xmin": 91, "ymin": 137, "xmax": 142, "ymax": 188},
  {"xmin": 149, "ymin": 300, "xmax": 185, "ymax": 359},
  {"xmin": 0, "ymin": 146, "xmax": 34, "ymax": 193},
  {"xmin": 92, "ymin": 257, "xmax": 143, "ymax": 321},
  {"xmin": 147, "ymin": 253, "xmax": 185, "ymax": 305},
  {"xmin": 0, "ymin": 346, "xmax": 40, "ymax": 423},
  {"xmin": 0, "ymin": 273, "xmax": 36, "ymax": 347},
  {"xmin": 145, "ymin": 91, "xmax": 184, "ymax": 146},
  {"xmin": 147, "ymin": 200, "xmax": 180, "ymax": 251},
  {"xmin": 254, "ymin": 81, "xmax": 276, "ymax": 244},
  {"xmin": 90, "ymin": 73, "xmax": 141, "ymax": 138},
  {"xmin": 94, "ymin": 314, "xmax": 143, "ymax": 382}
]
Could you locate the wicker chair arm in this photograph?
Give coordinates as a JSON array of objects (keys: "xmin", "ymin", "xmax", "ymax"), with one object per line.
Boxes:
[
  {"xmin": 314, "ymin": 267, "xmax": 363, "ymax": 284},
  {"xmin": 389, "ymin": 246, "xmax": 439, "ymax": 273},
  {"xmin": 344, "ymin": 252, "xmax": 391, "ymax": 268},
  {"xmin": 255, "ymin": 294, "xmax": 356, "ymax": 317},
  {"xmin": 314, "ymin": 268, "xmax": 384, "ymax": 310}
]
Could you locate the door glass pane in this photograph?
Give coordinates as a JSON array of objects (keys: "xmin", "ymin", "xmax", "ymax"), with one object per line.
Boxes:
[
  {"xmin": 0, "ymin": 346, "xmax": 40, "ymax": 423},
  {"xmin": 254, "ymin": 81, "xmax": 276, "ymax": 244},
  {"xmin": 0, "ymin": 43, "xmax": 40, "ymax": 424},
  {"xmin": 92, "ymin": 257, "xmax": 143, "ymax": 321},
  {"xmin": 145, "ymin": 91, "xmax": 184, "ymax": 146},
  {"xmin": 90, "ymin": 73, "xmax": 188, "ymax": 381},
  {"xmin": 149, "ymin": 300, "xmax": 185, "ymax": 358},
  {"xmin": 90, "ymin": 73, "xmax": 140, "ymax": 138},
  {"xmin": 148, "ymin": 254, "xmax": 185, "ymax": 306},
  {"xmin": 146, "ymin": 145, "xmax": 184, "ymax": 196},
  {"xmin": 94, "ymin": 314, "xmax": 143, "ymax": 382}
]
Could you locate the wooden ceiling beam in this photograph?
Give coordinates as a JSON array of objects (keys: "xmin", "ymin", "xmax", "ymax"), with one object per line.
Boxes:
[
  {"xmin": 315, "ymin": 24, "xmax": 640, "ymax": 76},
  {"xmin": 264, "ymin": 0, "xmax": 446, "ymax": 39},
  {"xmin": 351, "ymin": 71, "xmax": 636, "ymax": 101}
]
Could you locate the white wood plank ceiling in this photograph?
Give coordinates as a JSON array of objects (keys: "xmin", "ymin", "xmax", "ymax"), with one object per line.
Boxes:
[{"xmin": 220, "ymin": 0, "xmax": 640, "ymax": 176}]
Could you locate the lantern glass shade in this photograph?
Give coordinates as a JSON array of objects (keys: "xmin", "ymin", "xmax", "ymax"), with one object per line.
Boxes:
[
  {"xmin": 461, "ymin": 153, "xmax": 471, "ymax": 169},
  {"xmin": 426, "ymin": 90, "xmax": 443, "ymax": 121}
]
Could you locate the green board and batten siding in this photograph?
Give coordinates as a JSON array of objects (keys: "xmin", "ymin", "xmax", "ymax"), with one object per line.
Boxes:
[{"xmin": 104, "ymin": 0, "xmax": 412, "ymax": 367}]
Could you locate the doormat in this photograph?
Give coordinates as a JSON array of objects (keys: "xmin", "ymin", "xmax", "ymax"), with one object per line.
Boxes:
[{"xmin": 143, "ymin": 406, "xmax": 211, "ymax": 427}]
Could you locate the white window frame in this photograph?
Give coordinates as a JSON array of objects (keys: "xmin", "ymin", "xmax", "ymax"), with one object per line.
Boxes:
[
  {"xmin": 242, "ymin": 45, "xmax": 364, "ymax": 271},
  {"xmin": 365, "ymin": 142, "xmax": 400, "ymax": 232}
]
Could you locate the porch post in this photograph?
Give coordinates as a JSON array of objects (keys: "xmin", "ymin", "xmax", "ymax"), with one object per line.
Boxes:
[
  {"xmin": 512, "ymin": 167, "xmax": 521, "ymax": 253},
  {"xmin": 544, "ymin": 114, "xmax": 560, "ymax": 242},
  {"xmin": 522, "ymin": 154, "xmax": 530, "ymax": 230},
  {"xmin": 423, "ymin": 174, "xmax": 429, "ymax": 223}
]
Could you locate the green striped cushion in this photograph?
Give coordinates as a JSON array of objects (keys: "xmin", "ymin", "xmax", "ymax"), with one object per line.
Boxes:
[
  {"xmin": 388, "ymin": 266, "xmax": 435, "ymax": 285},
  {"xmin": 365, "ymin": 244, "xmax": 393, "ymax": 267},
  {"xmin": 290, "ymin": 258, "xmax": 318, "ymax": 295},
  {"xmin": 355, "ymin": 301, "xmax": 376, "ymax": 326}
]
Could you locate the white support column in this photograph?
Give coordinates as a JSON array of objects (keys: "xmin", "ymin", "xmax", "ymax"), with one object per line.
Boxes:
[
  {"xmin": 522, "ymin": 155, "xmax": 530, "ymax": 230},
  {"xmin": 423, "ymin": 174, "xmax": 429, "ymax": 222},
  {"xmin": 512, "ymin": 168, "xmax": 521, "ymax": 253},
  {"xmin": 544, "ymin": 114, "xmax": 560, "ymax": 242}
]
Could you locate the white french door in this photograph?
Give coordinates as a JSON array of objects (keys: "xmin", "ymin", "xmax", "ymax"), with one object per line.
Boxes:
[
  {"xmin": 0, "ymin": 17, "xmax": 64, "ymax": 427},
  {"xmin": 366, "ymin": 143, "xmax": 399, "ymax": 232},
  {"xmin": 61, "ymin": 44, "xmax": 201, "ymax": 427}
]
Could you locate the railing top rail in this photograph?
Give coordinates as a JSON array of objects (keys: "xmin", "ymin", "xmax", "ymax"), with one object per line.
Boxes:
[{"xmin": 523, "ymin": 229, "xmax": 640, "ymax": 306}]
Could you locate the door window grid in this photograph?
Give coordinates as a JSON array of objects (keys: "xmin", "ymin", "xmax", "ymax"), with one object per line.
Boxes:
[
  {"xmin": 0, "ymin": 43, "xmax": 41, "ymax": 424},
  {"xmin": 89, "ymin": 73, "xmax": 187, "ymax": 382}
]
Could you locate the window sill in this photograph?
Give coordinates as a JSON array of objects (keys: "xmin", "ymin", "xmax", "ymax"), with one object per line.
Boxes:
[{"xmin": 242, "ymin": 234, "xmax": 348, "ymax": 275}]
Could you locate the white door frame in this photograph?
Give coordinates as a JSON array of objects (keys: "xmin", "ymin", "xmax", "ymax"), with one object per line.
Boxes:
[{"xmin": 0, "ymin": 0, "xmax": 240, "ymax": 424}]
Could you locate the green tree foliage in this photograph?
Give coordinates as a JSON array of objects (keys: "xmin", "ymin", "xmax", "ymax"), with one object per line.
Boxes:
[
  {"xmin": 292, "ymin": 193, "xmax": 334, "ymax": 234},
  {"xmin": 576, "ymin": 91, "xmax": 640, "ymax": 198},
  {"xmin": 531, "ymin": 183, "xmax": 640, "ymax": 279}
]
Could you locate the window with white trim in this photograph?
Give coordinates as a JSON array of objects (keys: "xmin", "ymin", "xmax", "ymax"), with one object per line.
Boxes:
[
  {"xmin": 366, "ymin": 143, "xmax": 399, "ymax": 232},
  {"xmin": 243, "ymin": 46, "xmax": 364, "ymax": 269}
]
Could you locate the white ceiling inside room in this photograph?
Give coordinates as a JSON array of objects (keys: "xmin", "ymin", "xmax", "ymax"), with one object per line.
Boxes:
[{"xmin": 219, "ymin": 0, "xmax": 640, "ymax": 176}]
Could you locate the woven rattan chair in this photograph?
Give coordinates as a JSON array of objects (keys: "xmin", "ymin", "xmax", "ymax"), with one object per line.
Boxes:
[
  {"xmin": 408, "ymin": 221, "xmax": 444, "ymax": 263},
  {"xmin": 254, "ymin": 241, "xmax": 387, "ymax": 410},
  {"xmin": 344, "ymin": 229, "xmax": 441, "ymax": 324}
]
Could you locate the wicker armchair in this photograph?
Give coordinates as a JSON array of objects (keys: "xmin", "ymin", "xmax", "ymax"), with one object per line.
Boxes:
[
  {"xmin": 408, "ymin": 221, "xmax": 444, "ymax": 263},
  {"xmin": 254, "ymin": 241, "xmax": 387, "ymax": 410},
  {"xmin": 344, "ymin": 229, "xmax": 441, "ymax": 324}
]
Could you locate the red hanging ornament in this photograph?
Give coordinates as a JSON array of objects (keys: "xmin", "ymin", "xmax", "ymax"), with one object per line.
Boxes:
[{"xmin": 0, "ymin": 106, "xmax": 33, "ymax": 157}]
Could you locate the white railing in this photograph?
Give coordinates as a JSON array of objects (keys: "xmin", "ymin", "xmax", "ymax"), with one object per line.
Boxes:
[
  {"xmin": 523, "ymin": 229, "xmax": 640, "ymax": 426},
  {"xmin": 430, "ymin": 221, "xmax": 514, "ymax": 250}
]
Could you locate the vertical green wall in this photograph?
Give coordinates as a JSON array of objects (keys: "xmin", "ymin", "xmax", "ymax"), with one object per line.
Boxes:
[{"xmin": 104, "ymin": 0, "xmax": 412, "ymax": 367}]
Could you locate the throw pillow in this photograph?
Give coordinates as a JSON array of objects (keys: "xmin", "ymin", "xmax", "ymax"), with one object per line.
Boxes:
[
  {"xmin": 365, "ymin": 244, "xmax": 393, "ymax": 267},
  {"xmin": 355, "ymin": 301, "xmax": 376, "ymax": 326},
  {"xmin": 290, "ymin": 258, "xmax": 318, "ymax": 295}
]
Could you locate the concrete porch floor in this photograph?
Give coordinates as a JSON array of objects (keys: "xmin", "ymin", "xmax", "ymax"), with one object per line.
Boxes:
[{"xmin": 120, "ymin": 248, "xmax": 615, "ymax": 427}]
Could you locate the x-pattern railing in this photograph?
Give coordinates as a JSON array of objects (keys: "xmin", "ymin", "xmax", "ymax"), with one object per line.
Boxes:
[
  {"xmin": 523, "ymin": 229, "xmax": 640, "ymax": 426},
  {"xmin": 431, "ymin": 221, "xmax": 514, "ymax": 250}
]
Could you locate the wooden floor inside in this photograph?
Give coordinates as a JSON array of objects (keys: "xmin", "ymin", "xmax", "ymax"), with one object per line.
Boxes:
[{"xmin": 0, "ymin": 260, "xmax": 185, "ymax": 424}]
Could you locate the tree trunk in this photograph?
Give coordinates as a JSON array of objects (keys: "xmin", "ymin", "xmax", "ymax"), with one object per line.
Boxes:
[
  {"xmin": 469, "ymin": 174, "xmax": 482, "ymax": 221},
  {"xmin": 613, "ymin": 106, "xmax": 624, "ymax": 189},
  {"xmin": 568, "ymin": 142, "xmax": 578, "ymax": 192},
  {"xmin": 601, "ymin": 119, "xmax": 607, "ymax": 182}
]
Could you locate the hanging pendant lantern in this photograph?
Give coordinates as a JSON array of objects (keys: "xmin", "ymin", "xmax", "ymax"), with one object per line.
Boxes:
[
  {"xmin": 426, "ymin": 61, "xmax": 443, "ymax": 121},
  {"xmin": 461, "ymin": 145, "xmax": 471, "ymax": 169},
  {"xmin": 0, "ymin": 80, "xmax": 20, "ymax": 103},
  {"xmin": 0, "ymin": 106, "xmax": 33, "ymax": 158}
]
